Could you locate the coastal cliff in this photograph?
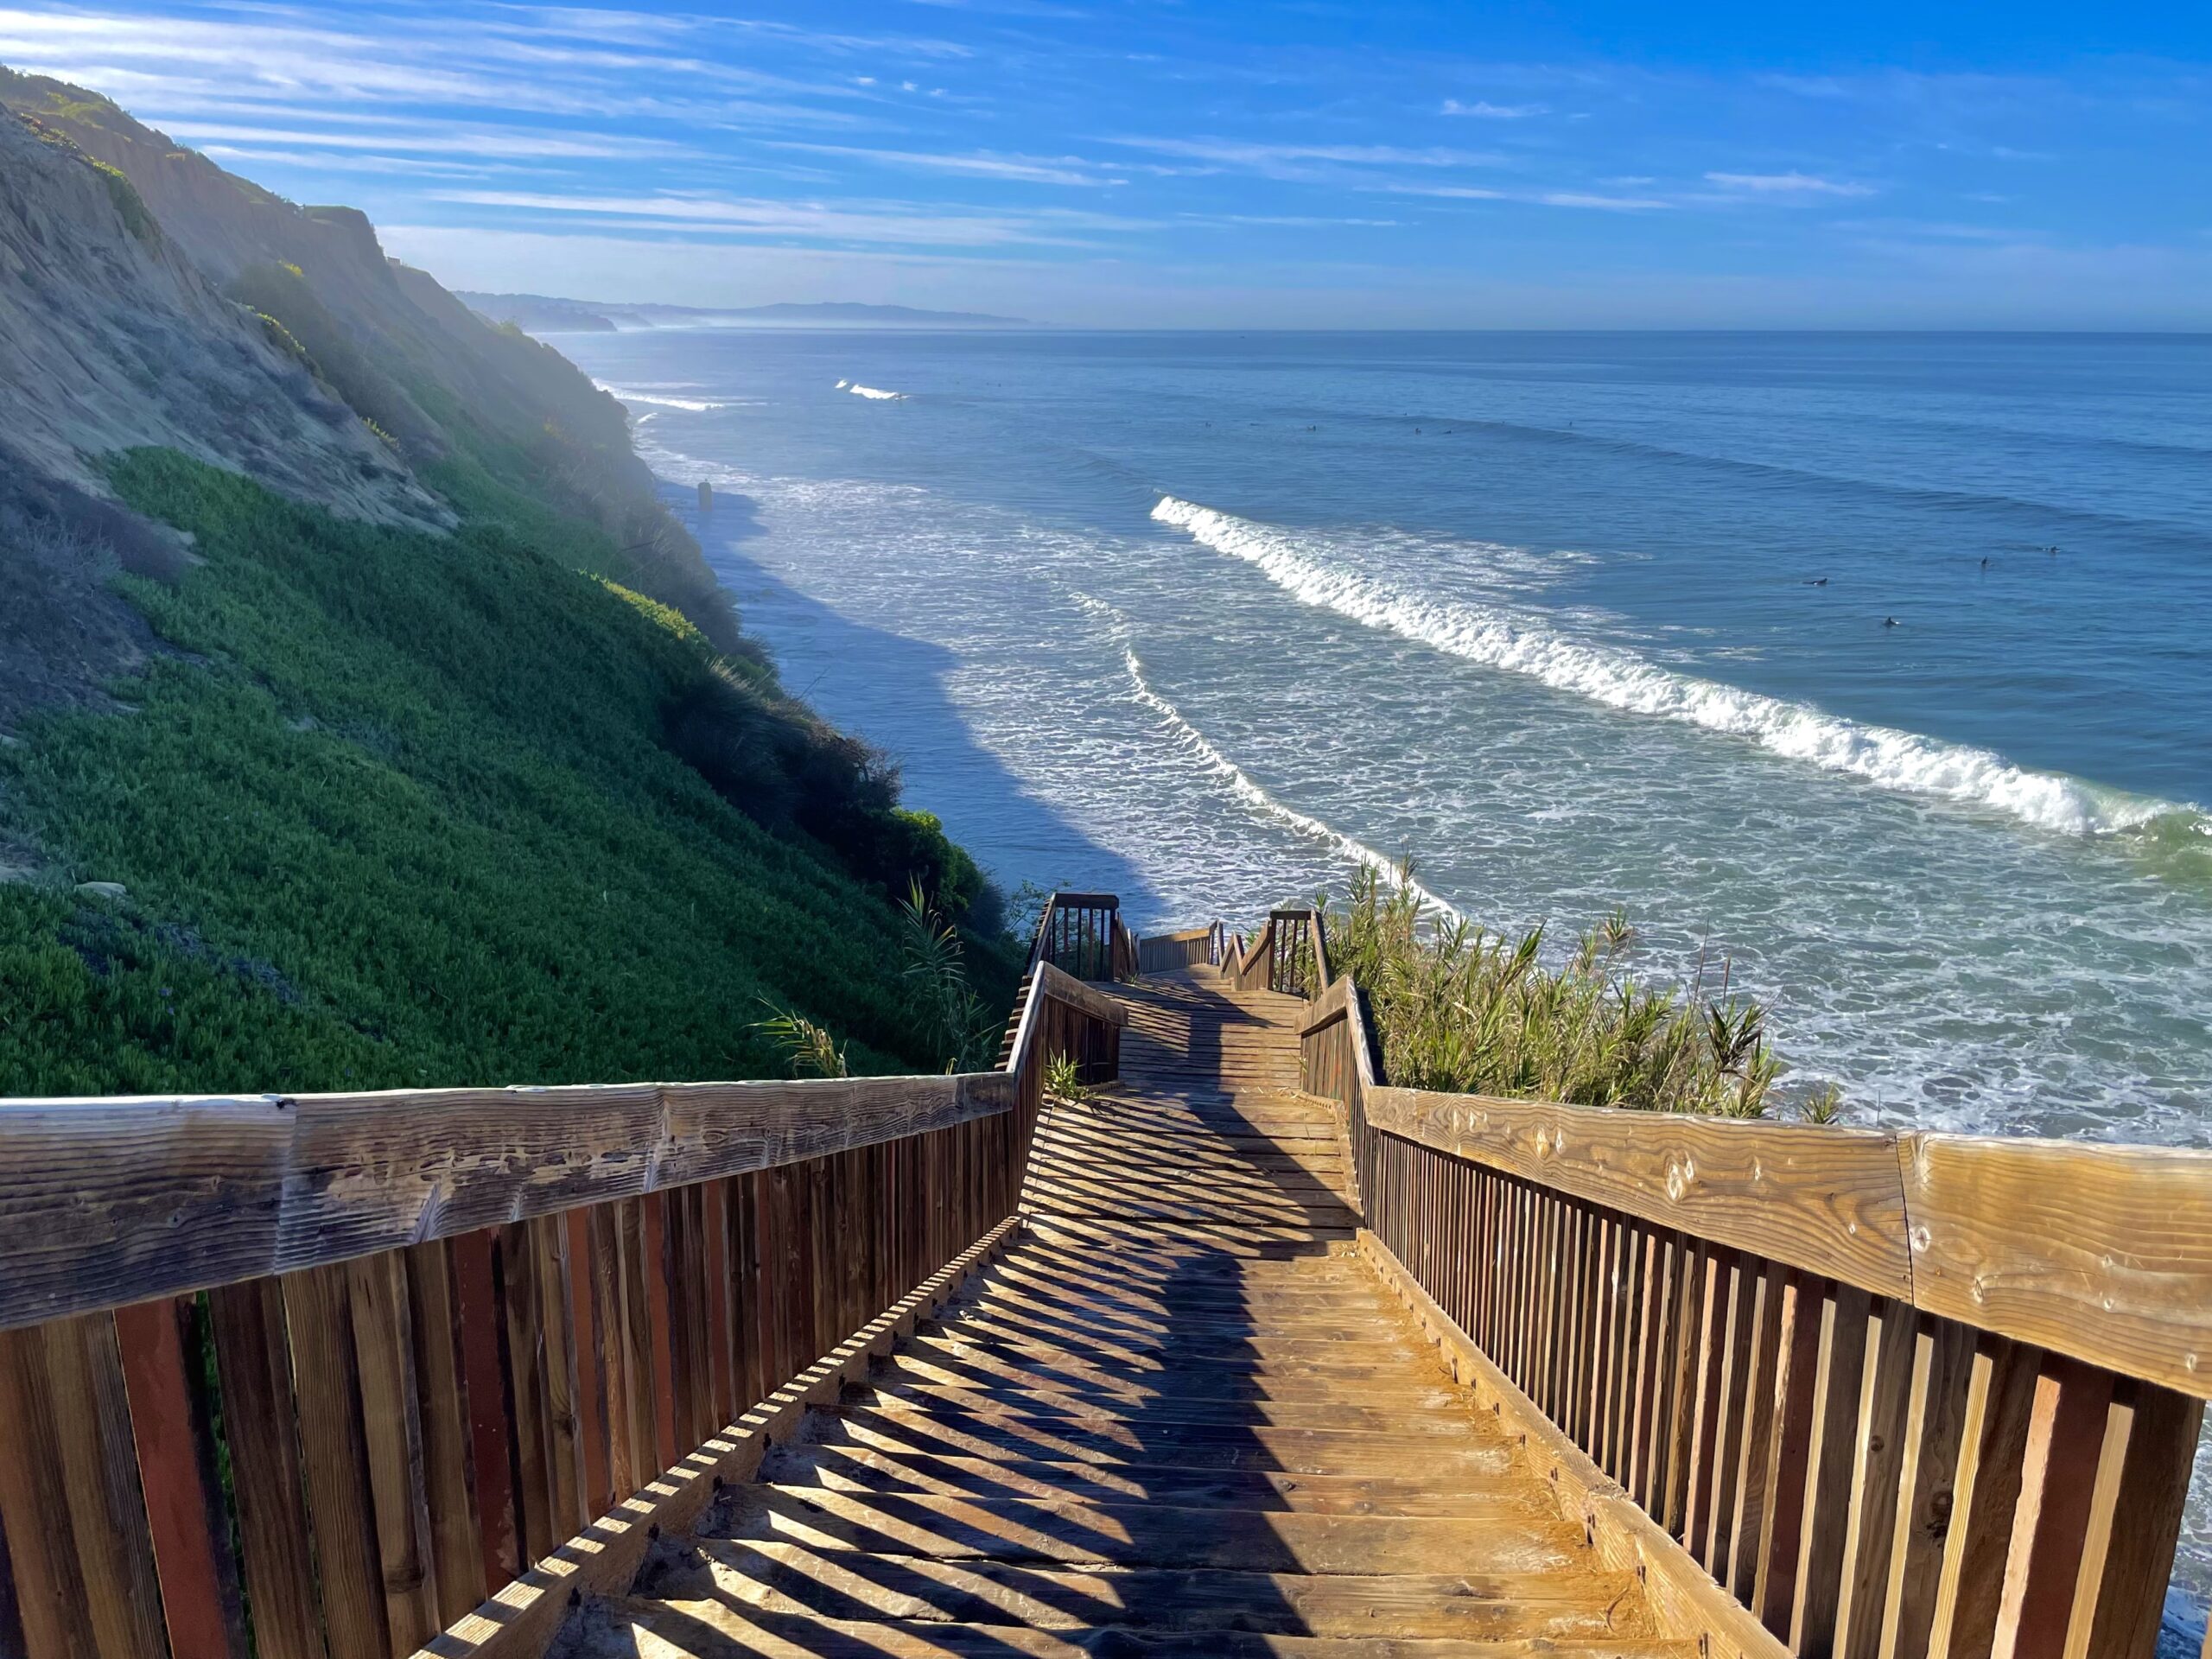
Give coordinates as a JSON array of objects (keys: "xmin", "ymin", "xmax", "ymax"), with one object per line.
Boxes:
[{"xmin": 0, "ymin": 67, "xmax": 1017, "ymax": 1096}]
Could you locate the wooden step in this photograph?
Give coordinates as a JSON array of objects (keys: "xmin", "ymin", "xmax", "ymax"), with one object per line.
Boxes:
[
  {"xmin": 760, "ymin": 1444, "xmax": 1515, "ymax": 1514},
  {"xmin": 571, "ymin": 1600, "xmax": 1697, "ymax": 1658},
  {"xmin": 881, "ymin": 1344, "xmax": 1464, "ymax": 1406},
  {"xmin": 814, "ymin": 1405, "xmax": 1519, "ymax": 1477},
  {"xmin": 646, "ymin": 1542, "xmax": 1650, "ymax": 1641},
  {"xmin": 704, "ymin": 1487, "xmax": 1579, "ymax": 1573},
  {"xmin": 857, "ymin": 1383, "xmax": 1482, "ymax": 1438}
]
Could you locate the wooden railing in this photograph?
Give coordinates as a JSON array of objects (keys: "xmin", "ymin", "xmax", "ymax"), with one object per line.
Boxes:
[
  {"xmin": 1224, "ymin": 904, "xmax": 1328, "ymax": 995},
  {"xmin": 1135, "ymin": 921, "xmax": 1224, "ymax": 975},
  {"xmin": 1276, "ymin": 905, "xmax": 2212, "ymax": 1659},
  {"xmin": 1023, "ymin": 890, "xmax": 1137, "ymax": 984},
  {"xmin": 0, "ymin": 953, "xmax": 1124, "ymax": 1659},
  {"xmin": 995, "ymin": 892, "xmax": 1139, "ymax": 1072}
]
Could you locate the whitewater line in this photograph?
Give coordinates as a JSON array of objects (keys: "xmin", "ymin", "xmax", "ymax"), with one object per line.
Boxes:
[
  {"xmin": 1153, "ymin": 494, "xmax": 2195, "ymax": 839},
  {"xmin": 595, "ymin": 383, "xmax": 730, "ymax": 412},
  {"xmin": 1121, "ymin": 645, "xmax": 1457, "ymax": 915}
]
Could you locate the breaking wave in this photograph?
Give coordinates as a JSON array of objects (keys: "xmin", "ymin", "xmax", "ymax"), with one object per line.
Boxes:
[
  {"xmin": 1120, "ymin": 643, "xmax": 1456, "ymax": 913},
  {"xmin": 594, "ymin": 384, "xmax": 730, "ymax": 412},
  {"xmin": 837, "ymin": 379, "xmax": 906, "ymax": 401},
  {"xmin": 1153, "ymin": 494, "xmax": 2199, "ymax": 840}
]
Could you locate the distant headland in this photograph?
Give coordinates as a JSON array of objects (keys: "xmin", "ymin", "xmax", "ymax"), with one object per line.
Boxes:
[{"xmin": 459, "ymin": 293, "xmax": 1031, "ymax": 334}]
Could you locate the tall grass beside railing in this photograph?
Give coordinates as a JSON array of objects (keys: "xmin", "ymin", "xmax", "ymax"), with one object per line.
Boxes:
[{"xmin": 1327, "ymin": 865, "xmax": 1821, "ymax": 1119}]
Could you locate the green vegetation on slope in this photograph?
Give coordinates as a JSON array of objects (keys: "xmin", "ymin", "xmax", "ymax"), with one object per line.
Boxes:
[{"xmin": 0, "ymin": 451, "xmax": 1018, "ymax": 1097}]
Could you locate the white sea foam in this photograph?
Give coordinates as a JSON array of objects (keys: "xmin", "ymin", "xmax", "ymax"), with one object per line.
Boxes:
[
  {"xmin": 1120, "ymin": 642, "xmax": 1457, "ymax": 913},
  {"xmin": 844, "ymin": 381, "xmax": 906, "ymax": 401},
  {"xmin": 1153, "ymin": 494, "xmax": 2195, "ymax": 838},
  {"xmin": 594, "ymin": 383, "xmax": 729, "ymax": 412}
]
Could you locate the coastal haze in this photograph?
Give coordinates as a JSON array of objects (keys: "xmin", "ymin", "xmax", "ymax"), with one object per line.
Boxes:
[{"xmin": 571, "ymin": 327, "xmax": 2212, "ymax": 1146}]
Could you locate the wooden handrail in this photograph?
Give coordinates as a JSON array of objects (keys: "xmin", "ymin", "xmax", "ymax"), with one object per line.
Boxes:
[
  {"xmin": 1284, "ymin": 918, "xmax": 2212, "ymax": 1659},
  {"xmin": 0, "ymin": 947, "xmax": 1126, "ymax": 1659},
  {"xmin": 1025, "ymin": 890, "xmax": 1127, "ymax": 982},
  {"xmin": 0, "ymin": 1072, "xmax": 1013, "ymax": 1336},
  {"xmin": 1134, "ymin": 922, "xmax": 1224, "ymax": 976}
]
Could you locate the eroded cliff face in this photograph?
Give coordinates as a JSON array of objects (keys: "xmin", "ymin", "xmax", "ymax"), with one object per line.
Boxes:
[
  {"xmin": 0, "ymin": 111, "xmax": 443, "ymax": 527},
  {"xmin": 0, "ymin": 67, "xmax": 734, "ymax": 647},
  {"xmin": 0, "ymin": 107, "xmax": 458, "ymax": 727}
]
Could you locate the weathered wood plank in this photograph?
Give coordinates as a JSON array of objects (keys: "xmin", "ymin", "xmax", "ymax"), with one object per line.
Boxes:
[
  {"xmin": 1833, "ymin": 1298, "xmax": 1916, "ymax": 1659},
  {"xmin": 0, "ymin": 1096, "xmax": 291, "ymax": 1335},
  {"xmin": 281, "ymin": 1264, "xmax": 391, "ymax": 1659},
  {"xmin": 0, "ymin": 1322, "xmax": 99, "ymax": 1658},
  {"xmin": 1901, "ymin": 1133, "xmax": 2212, "ymax": 1399},
  {"xmin": 345, "ymin": 1249, "xmax": 442, "ymax": 1649},
  {"xmin": 1878, "ymin": 1319, "xmax": 1974, "ymax": 1659},
  {"xmin": 449, "ymin": 1228, "xmax": 521, "ymax": 1592},
  {"xmin": 1364, "ymin": 1087, "xmax": 1913, "ymax": 1299},
  {"xmin": 404, "ymin": 1241, "xmax": 486, "ymax": 1629},
  {"xmin": 1928, "ymin": 1335, "xmax": 2040, "ymax": 1659},
  {"xmin": 114, "ymin": 1296, "xmax": 248, "ymax": 1659},
  {"xmin": 499, "ymin": 1223, "xmax": 556, "ymax": 1567},
  {"xmin": 0, "ymin": 1073, "xmax": 1021, "ymax": 1332},
  {"xmin": 1992, "ymin": 1357, "xmax": 2111, "ymax": 1659},
  {"xmin": 1789, "ymin": 1283, "xmax": 1872, "ymax": 1656},
  {"xmin": 2063, "ymin": 1381, "xmax": 2203, "ymax": 1659},
  {"xmin": 206, "ymin": 1279, "xmax": 327, "ymax": 1659},
  {"xmin": 55, "ymin": 1308, "xmax": 200, "ymax": 1657}
]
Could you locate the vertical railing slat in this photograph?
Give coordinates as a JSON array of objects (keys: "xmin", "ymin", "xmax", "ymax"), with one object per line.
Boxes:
[
  {"xmin": 1991, "ymin": 1357, "xmax": 2115, "ymax": 1659},
  {"xmin": 1834, "ymin": 1296, "xmax": 1917, "ymax": 1659},
  {"xmin": 115, "ymin": 1296, "xmax": 249, "ymax": 1659},
  {"xmin": 450, "ymin": 1228, "xmax": 521, "ymax": 1592},
  {"xmin": 404, "ymin": 1240, "xmax": 487, "ymax": 1627},
  {"xmin": 281, "ymin": 1263, "xmax": 391, "ymax": 1659},
  {"xmin": 1927, "ymin": 1335, "xmax": 2042, "ymax": 1659},
  {"xmin": 563, "ymin": 1211, "xmax": 615, "ymax": 1522},
  {"xmin": 343, "ymin": 1250, "xmax": 441, "ymax": 1651},
  {"xmin": 1789, "ymin": 1283, "xmax": 1872, "ymax": 1655},
  {"xmin": 496, "ymin": 1224, "xmax": 555, "ymax": 1566},
  {"xmin": 2063, "ymin": 1381, "xmax": 2204, "ymax": 1659}
]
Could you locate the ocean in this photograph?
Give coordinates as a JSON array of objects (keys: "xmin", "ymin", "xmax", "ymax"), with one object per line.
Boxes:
[
  {"xmin": 571, "ymin": 327, "xmax": 2211, "ymax": 1143},
  {"xmin": 567, "ymin": 327, "xmax": 2212, "ymax": 1618}
]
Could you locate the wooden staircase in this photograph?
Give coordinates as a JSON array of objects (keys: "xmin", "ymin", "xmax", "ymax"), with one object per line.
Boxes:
[{"xmin": 554, "ymin": 965, "xmax": 1686, "ymax": 1656}]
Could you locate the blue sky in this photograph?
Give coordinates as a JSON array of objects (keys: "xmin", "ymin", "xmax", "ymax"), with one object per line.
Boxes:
[{"xmin": 5, "ymin": 1, "xmax": 2209, "ymax": 326}]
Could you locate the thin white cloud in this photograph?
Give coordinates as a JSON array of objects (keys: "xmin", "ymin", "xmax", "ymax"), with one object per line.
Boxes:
[
  {"xmin": 1441, "ymin": 99, "xmax": 1547, "ymax": 118},
  {"xmin": 1707, "ymin": 170, "xmax": 1876, "ymax": 197},
  {"xmin": 198, "ymin": 143, "xmax": 535, "ymax": 177},
  {"xmin": 163, "ymin": 120, "xmax": 695, "ymax": 160},
  {"xmin": 424, "ymin": 188, "xmax": 1140, "ymax": 248},
  {"xmin": 1388, "ymin": 182, "xmax": 1669, "ymax": 210},
  {"xmin": 770, "ymin": 142, "xmax": 1121, "ymax": 187},
  {"xmin": 1539, "ymin": 191, "xmax": 1669, "ymax": 211},
  {"xmin": 1104, "ymin": 137, "xmax": 1503, "ymax": 171}
]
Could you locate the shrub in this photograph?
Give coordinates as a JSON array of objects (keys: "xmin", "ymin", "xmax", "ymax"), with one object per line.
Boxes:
[
  {"xmin": 1043, "ymin": 1052, "xmax": 1090, "ymax": 1103},
  {"xmin": 1329, "ymin": 865, "xmax": 1800, "ymax": 1118},
  {"xmin": 0, "ymin": 451, "xmax": 1012, "ymax": 1094},
  {"xmin": 89, "ymin": 158, "xmax": 156, "ymax": 243}
]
